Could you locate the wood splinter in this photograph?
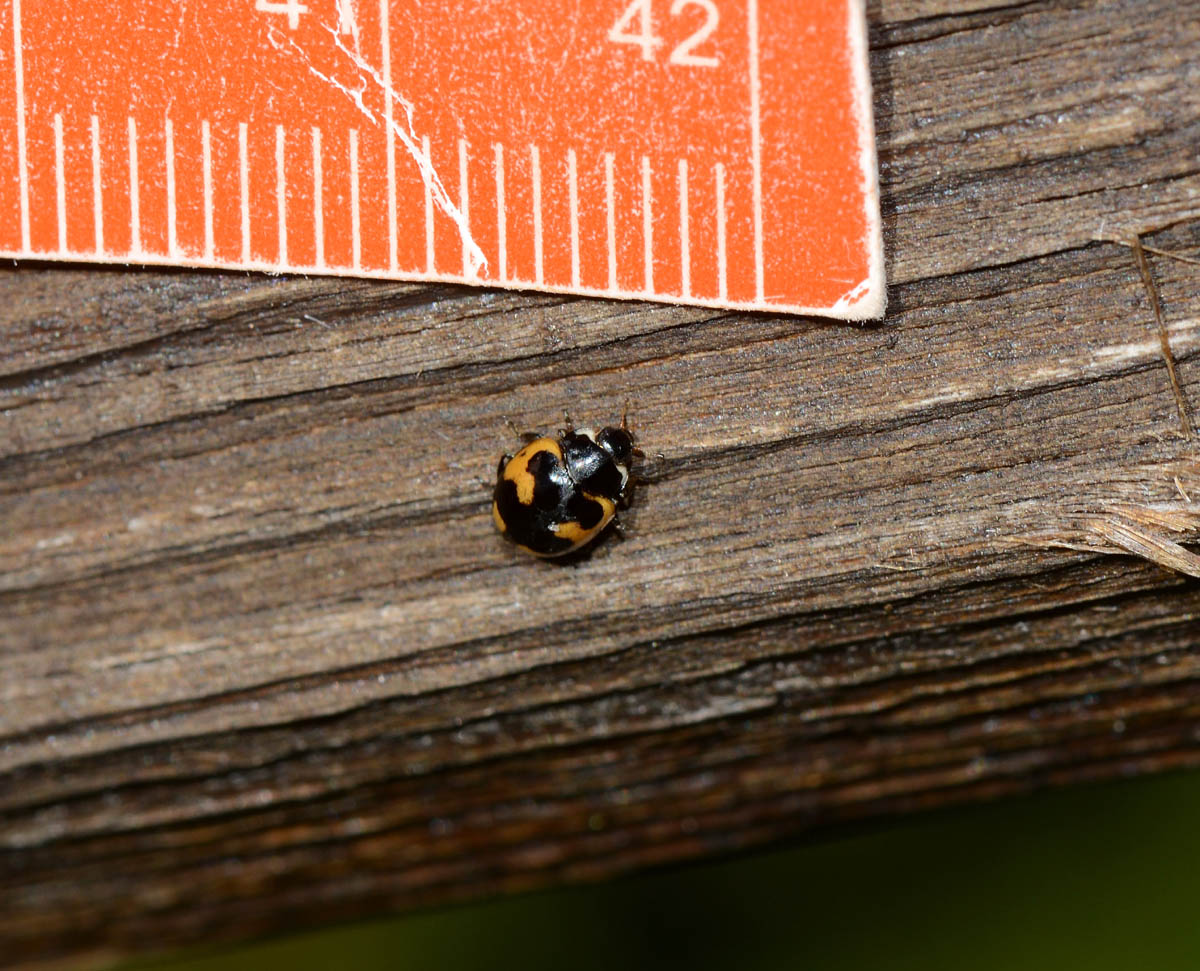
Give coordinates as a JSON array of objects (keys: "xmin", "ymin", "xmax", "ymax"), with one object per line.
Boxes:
[{"xmin": 1130, "ymin": 234, "xmax": 1194, "ymax": 441}]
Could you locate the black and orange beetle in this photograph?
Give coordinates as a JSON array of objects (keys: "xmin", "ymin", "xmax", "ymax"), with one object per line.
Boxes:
[{"xmin": 492, "ymin": 418, "xmax": 636, "ymax": 558}]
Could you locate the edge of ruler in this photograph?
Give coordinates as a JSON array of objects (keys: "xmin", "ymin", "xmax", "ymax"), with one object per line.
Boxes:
[
  {"xmin": 0, "ymin": 243, "xmax": 886, "ymax": 319},
  {"xmin": 846, "ymin": 0, "xmax": 886, "ymax": 322}
]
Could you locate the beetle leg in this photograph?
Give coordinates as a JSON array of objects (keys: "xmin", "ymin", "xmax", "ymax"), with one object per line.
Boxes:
[{"xmin": 504, "ymin": 418, "xmax": 539, "ymax": 444}]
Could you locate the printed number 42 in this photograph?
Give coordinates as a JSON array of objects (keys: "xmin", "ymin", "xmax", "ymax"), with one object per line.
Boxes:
[{"xmin": 608, "ymin": 0, "xmax": 720, "ymax": 67}]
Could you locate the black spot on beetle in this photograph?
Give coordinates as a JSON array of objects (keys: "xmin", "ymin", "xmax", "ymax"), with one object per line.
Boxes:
[
  {"xmin": 526, "ymin": 450, "xmax": 569, "ymax": 510},
  {"xmin": 494, "ymin": 478, "xmax": 575, "ymax": 556},
  {"xmin": 565, "ymin": 490, "xmax": 606, "ymax": 530}
]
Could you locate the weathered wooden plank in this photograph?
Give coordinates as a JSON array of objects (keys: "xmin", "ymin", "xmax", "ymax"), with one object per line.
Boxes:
[{"xmin": 2, "ymin": 0, "xmax": 1200, "ymax": 966}]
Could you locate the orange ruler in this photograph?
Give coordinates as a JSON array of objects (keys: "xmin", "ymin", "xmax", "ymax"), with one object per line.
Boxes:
[{"xmin": 0, "ymin": 0, "xmax": 884, "ymax": 317}]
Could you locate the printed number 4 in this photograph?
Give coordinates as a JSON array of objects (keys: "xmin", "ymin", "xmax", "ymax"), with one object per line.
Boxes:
[
  {"xmin": 256, "ymin": 0, "xmax": 309, "ymax": 30},
  {"xmin": 608, "ymin": 0, "xmax": 720, "ymax": 68}
]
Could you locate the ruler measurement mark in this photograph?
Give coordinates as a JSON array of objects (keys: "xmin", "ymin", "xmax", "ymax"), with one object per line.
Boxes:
[
  {"xmin": 380, "ymin": 0, "xmax": 397, "ymax": 271},
  {"xmin": 641, "ymin": 155, "xmax": 653, "ymax": 293},
  {"xmin": 91, "ymin": 115, "xmax": 103, "ymax": 253},
  {"xmin": 422, "ymin": 134, "xmax": 434, "ymax": 273},
  {"xmin": 312, "ymin": 126, "xmax": 324, "ymax": 268},
  {"xmin": 458, "ymin": 137, "xmax": 470, "ymax": 277},
  {"xmin": 275, "ymin": 124, "xmax": 287, "ymax": 266},
  {"xmin": 337, "ymin": 0, "xmax": 357, "ymax": 38},
  {"xmin": 13, "ymin": 0, "xmax": 29, "ymax": 251},
  {"xmin": 715, "ymin": 162, "xmax": 727, "ymax": 301},
  {"xmin": 604, "ymin": 152, "xmax": 616, "ymax": 292},
  {"xmin": 531, "ymin": 144, "xmax": 543, "ymax": 285},
  {"xmin": 165, "ymin": 117, "xmax": 178, "ymax": 257},
  {"xmin": 678, "ymin": 158, "xmax": 690, "ymax": 298},
  {"xmin": 128, "ymin": 116, "xmax": 140, "ymax": 255},
  {"xmin": 748, "ymin": 0, "xmax": 764, "ymax": 302},
  {"xmin": 350, "ymin": 128, "xmax": 361, "ymax": 270},
  {"xmin": 201, "ymin": 120, "xmax": 214, "ymax": 260},
  {"xmin": 568, "ymin": 148, "xmax": 580, "ymax": 288},
  {"xmin": 494, "ymin": 142, "xmax": 506, "ymax": 282},
  {"xmin": 53, "ymin": 113, "xmax": 66, "ymax": 252},
  {"xmin": 238, "ymin": 122, "xmax": 250, "ymax": 264}
]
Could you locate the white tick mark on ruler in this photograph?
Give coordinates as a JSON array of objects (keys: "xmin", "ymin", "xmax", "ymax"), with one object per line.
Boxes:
[
  {"xmin": 127, "ymin": 117, "xmax": 140, "ymax": 255},
  {"xmin": 276, "ymin": 124, "xmax": 287, "ymax": 266},
  {"xmin": 166, "ymin": 117, "xmax": 178, "ymax": 257},
  {"xmin": 312, "ymin": 126, "xmax": 325, "ymax": 268},
  {"xmin": 201, "ymin": 120, "xmax": 214, "ymax": 260},
  {"xmin": 494, "ymin": 142, "xmax": 507, "ymax": 282},
  {"xmin": 459, "ymin": 137, "xmax": 470, "ymax": 277},
  {"xmin": 91, "ymin": 115, "xmax": 104, "ymax": 253},
  {"xmin": 336, "ymin": 0, "xmax": 360, "ymax": 44},
  {"xmin": 747, "ymin": 0, "xmax": 764, "ymax": 302},
  {"xmin": 423, "ymin": 133, "xmax": 434, "ymax": 273},
  {"xmin": 13, "ymin": 0, "xmax": 30, "ymax": 251},
  {"xmin": 268, "ymin": 23, "xmax": 486, "ymax": 277},
  {"xmin": 379, "ymin": 0, "xmax": 396, "ymax": 271},
  {"xmin": 568, "ymin": 148, "xmax": 580, "ymax": 287},
  {"xmin": 714, "ymin": 162, "xmax": 727, "ymax": 301},
  {"xmin": 350, "ymin": 128, "xmax": 361, "ymax": 269},
  {"xmin": 678, "ymin": 158, "xmax": 690, "ymax": 298},
  {"xmin": 239, "ymin": 122, "xmax": 251, "ymax": 264},
  {"xmin": 531, "ymin": 144, "xmax": 544, "ymax": 285},
  {"xmin": 604, "ymin": 152, "xmax": 616, "ymax": 291},
  {"xmin": 53, "ymin": 113, "xmax": 66, "ymax": 252},
  {"xmin": 641, "ymin": 155, "xmax": 653, "ymax": 292}
]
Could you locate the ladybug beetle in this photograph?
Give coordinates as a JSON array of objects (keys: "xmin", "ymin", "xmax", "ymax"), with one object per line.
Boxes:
[{"xmin": 492, "ymin": 418, "xmax": 636, "ymax": 558}]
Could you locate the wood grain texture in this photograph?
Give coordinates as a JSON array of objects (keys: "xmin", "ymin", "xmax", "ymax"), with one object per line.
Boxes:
[{"xmin": 3, "ymin": 0, "xmax": 1200, "ymax": 966}]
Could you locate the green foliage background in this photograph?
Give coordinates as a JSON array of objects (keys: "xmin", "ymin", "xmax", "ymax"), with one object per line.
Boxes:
[{"xmin": 130, "ymin": 769, "xmax": 1200, "ymax": 970}]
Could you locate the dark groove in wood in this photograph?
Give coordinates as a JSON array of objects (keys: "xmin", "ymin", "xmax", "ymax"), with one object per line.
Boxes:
[{"xmin": 2, "ymin": 557, "xmax": 1189, "ymax": 817}]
